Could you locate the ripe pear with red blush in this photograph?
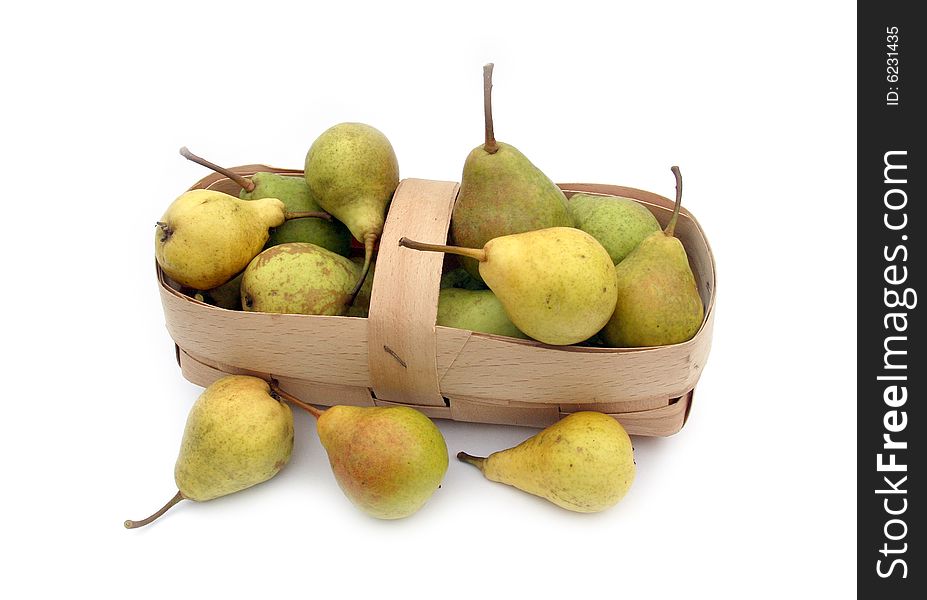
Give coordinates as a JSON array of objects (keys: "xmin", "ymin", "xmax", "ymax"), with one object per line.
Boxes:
[
  {"xmin": 316, "ymin": 405, "xmax": 448, "ymax": 519},
  {"xmin": 601, "ymin": 166, "xmax": 704, "ymax": 347}
]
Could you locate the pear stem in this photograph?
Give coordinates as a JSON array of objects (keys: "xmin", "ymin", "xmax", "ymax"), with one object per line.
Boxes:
[
  {"xmin": 457, "ymin": 452, "xmax": 487, "ymax": 471},
  {"xmin": 483, "ymin": 63, "xmax": 498, "ymax": 154},
  {"xmin": 665, "ymin": 165, "xmax": 683, "ymax": 237},
  {"xmin": 270, "ymin": 381, "xmax": 324, "ymax": 419},
  {"xmin": 284, "ymin": 211, "xmax": 332, "ymax": 221},
  {"xmin": 156, "ymin": 221, "xmax": 173, "ymax": 242},
  {"xmin": 349, "ymin": 233, "xmax": 377, "ymax": 301},
  {"xmin": 398, "ymin": 237, "xmax": 487, "ymax": 262},
  {"xmin": 124, "ymin": 490, "xmax": 185, "ymax": 529},
  {"xmin": 180, "ymin": 147, "xmax": 255, "ymax": 192}
]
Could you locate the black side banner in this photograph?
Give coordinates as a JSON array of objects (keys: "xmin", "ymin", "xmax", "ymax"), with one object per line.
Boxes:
[{"xmin": 859, "ymin": 3, "xmax": 922, "ymax": 594}]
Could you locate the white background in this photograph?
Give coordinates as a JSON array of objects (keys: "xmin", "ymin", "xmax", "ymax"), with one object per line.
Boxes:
[{"xmin": 1, "ymin": 1, "xmax": 856, "ymax": 598}]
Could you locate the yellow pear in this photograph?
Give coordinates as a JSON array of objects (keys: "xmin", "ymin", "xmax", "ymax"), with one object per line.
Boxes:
[
  {"xmin": 124, "ymin": 376, "xmax": 294, "ymax": 528},
  {"xmin": 400, "ymin": 228, "xmax": 617, "ymax": 345},
  {"xmin": 458, "ymin": 412, "xmax": 635, "ymax": 513},
  {"xmin": 155, "ymin": 189, "xmax": 328, "ymax": 290}
]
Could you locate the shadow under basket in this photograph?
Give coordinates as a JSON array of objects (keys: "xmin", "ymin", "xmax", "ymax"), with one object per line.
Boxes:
[{"xmin": 158, "ymin": 166, "xmax": 716, "ymax": 436}]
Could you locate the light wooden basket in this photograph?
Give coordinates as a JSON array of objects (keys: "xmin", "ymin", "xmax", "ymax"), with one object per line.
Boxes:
[{"xmin": 158, "ymin": 166, "xmax": 716, "ymax": 436}]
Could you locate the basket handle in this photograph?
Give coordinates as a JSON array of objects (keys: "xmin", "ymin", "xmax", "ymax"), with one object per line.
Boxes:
[{"xmin": 367, "ymin": 178, "xmax": 460, "ymax": 406}]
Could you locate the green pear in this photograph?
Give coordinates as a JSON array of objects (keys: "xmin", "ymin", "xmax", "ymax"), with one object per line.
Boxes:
[
  {"xmin": 602, "ymin": 167, "xmax": 704, "ymax": 347},
  {"xmin": 450, "ymin": 64, "xmax": 572, "ymax": 282},
  {"xmin": 439, "ymin": 266, "xmax": 486, "ymax": 290},
  {"xmin": 124, "ymin": 376, "xmax": 294, "ymax": 528},
  {"xmin": 437, "ymin": 288, "xmax": 528, "ymax": 339},
  {"xmin": 155, "ymin": 190, "xmax": 284, "ymax": 290},
  {"xmin": 458, "ymin": 411, "xmax": 635, "ymax": 513},
  {"xmin": 155, "ymin": 189, "xmax": 329, "ymax": 290},
  {"xmin": 247, "ymin": 173, "xmax": 351, "ymax": 255},
  {"xmin": 241, "ymin": 242, "xmax": 359, "ymax": 315},
  {"xmin": 180, "ymin": 148, "xmax": 352, "ymax": 256},
  {"xmin": 315, "ymin": 405, "xmax": 448, "ymax": 519},
  {"xmin": 568, "ymin": 193, "xmax": 661, "ymax": 264},
  {"xmin": 400, "ymin": 227, "xmax": 617, "ymax": 345},
  {"xmin": 198, "ymin": 272, "xmax": 244, "ymax": 310},
  {"xmin": 305, "ymin": 123, "xmax": 399, "ymax": 297}
]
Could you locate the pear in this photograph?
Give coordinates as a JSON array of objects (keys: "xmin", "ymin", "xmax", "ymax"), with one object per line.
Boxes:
[
  {"xmin": 155, "ymin": 189, "xmax": 329, "ymax": 290},
  {"xmin": 253, "ymin": 174, "xmax": 352, "ymax": 255},
  {"xmin": 124, "ymin": 376, "xmax": 294, "ymax": 529},
  {"xmin": 318, "ymin": 406, "xmax": 447, "ymax": 519},
  {"xmin": 273, "ymin": 388, "xmax": 448, "ymax": 520},
  {"xmin": 439, "ymin": 266, "xmax": 486, "ymax": 290},
  {"xmin": 601, "ymin": 167, "xmax": 705, "ymax": 347},
  {"xmin": 450, "ymin": 64, "xmax": 572, "ymax": 282},
  {"xmin": 241, "ymin": 242, "xmax": 359, "ymax": 315},
  {"xmin": 458, "ymin": 412, "xmax": 635, "ymax": 513},
  {"xmin": 400, "ymin": 227, "xmax": 617, "ymax": 345},
  {"xmin": 437, "ymin": 288, "xmax": 528, "ymax": 339},
  {"xmin": 304, "ymin": 123, "xmax": 399, "ymax": 299},
  {"xmin": 180, "ymin": 148, "xmax": 352, "ymax": 256},
  {"xmin": 197, "ymin": 272, "xmax": 244, "ymax": 310},
  {"xmin": 568, "ymin": 193, "xmax": 661, "ymax": 264}
]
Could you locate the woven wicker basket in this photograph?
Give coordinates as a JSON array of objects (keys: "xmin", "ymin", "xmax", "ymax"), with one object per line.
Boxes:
[{"xmin": 158, "ymin": 166, "xmax": 716, "ymax": 436}]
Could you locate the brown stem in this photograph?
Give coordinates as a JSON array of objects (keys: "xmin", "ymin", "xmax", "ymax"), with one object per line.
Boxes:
[
  {"xmin": 124, "ymin": 490, "xmax": 185, "ymax": 529},
  {"xmin": 398, "ymin": 237, "xmax": 487, "ymax": 263},
  {"xmin": 457, "ymin": 452, "xmax": 486, "ymax": 471},
  {"xmin": 156, "ymin": 221, "xmax": 173, "ymax": 243},
  {"xmin": 179, "ymin": 147, "xmax": 255, "ymax": 192},
  {"xmin": 270, "ymin": 381, "xmax": 324, "ymax": 419},
  {"xmin": 349, "ymin": 233, "xmax": 377, "ymax": 301},
  {"xmin": 665, "ymin": 166, "xmax": 683, "ymax": 237},
  {"xmin": 483, "ymin": 63, "xmax": 498, "ymax": 154},
  {"xmin": 284, "ymin": 211, "xmax": 332, "ymax": 221}
]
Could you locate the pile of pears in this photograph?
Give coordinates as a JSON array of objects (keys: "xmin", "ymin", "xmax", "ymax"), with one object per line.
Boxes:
[
  {"xmin": 158, "ymin": 122, "xmax": 398, "ymax": 317},
  {"xmin": 136, "ymin": 63, "xmax": 712, "ymax": 527},
  {"xmin": 407, "ymin": 64, "xmax": 704, "ymax": 347},
  {"xmin": 126, "ymin": 375, "xmax": 636, "ymax": 527},
  {"xmin": 156, "ymin": 64, "xmax": 703, "ymax": 348}
]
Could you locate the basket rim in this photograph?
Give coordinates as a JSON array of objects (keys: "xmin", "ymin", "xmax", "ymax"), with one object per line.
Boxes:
[{"xmin": 168, "ymin": 168, "xmax": 716, "ymax": 354}]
